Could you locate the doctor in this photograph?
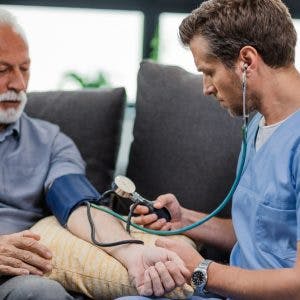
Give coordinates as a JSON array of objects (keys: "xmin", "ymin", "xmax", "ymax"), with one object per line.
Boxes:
[{"xmin": 121, "ymin": 0, "xmax": 300, "ymax": 299}]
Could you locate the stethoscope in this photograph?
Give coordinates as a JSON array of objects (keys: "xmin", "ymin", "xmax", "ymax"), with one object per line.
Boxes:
[{"xmin": 86, "ymin": 64, "xmax": 249, "ymax": 246}]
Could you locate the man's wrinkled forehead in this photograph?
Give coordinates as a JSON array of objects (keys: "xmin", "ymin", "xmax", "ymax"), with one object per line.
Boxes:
[
  {"xmin": 0, "ymin": 25, "xmax": 29, "ymax": 64},
  {"xmin": 0, "ymin": 25, "xmax": 27, "ymax": 49}
]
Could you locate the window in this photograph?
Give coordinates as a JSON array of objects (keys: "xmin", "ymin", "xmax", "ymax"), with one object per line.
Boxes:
[
  {"xmin": 0, "ymin": 5, "xmax": 143, "ymax": 101},
  {"xmin": 158, "ymin": 13, "xmax": 196, "ymax": 73},
  {"xmin": 294, "ymin": 19, "xmax": 300, "ymax": 69},
  {"xmin": 2, "ymin": 6, "xmax": 300, "ymax": 101}
]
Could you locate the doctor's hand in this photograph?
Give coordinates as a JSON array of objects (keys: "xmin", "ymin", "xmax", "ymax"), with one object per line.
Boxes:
[
  {"xmin": 127, "ymin": 244, "xmax": 190, "ymax": 297},
  {"xmin": 0, "ymin": 230, "xmax": 52, "ymax": 276},
  {"xmin": 155, "ymin": 238, "xmax": 203, "ymax": 274},
  {"xmin": 132, "ymin": 193, "xmax": 184, "ymax": 231}
]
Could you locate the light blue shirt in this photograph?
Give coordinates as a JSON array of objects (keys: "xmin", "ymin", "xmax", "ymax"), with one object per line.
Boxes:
[
  {"xmin": 0, "ymin": 113, "xmax": 85, "ymax": 234},
  {"xmin": 230, "ymin": 111, "xmax": 300, "ymax": 269}
]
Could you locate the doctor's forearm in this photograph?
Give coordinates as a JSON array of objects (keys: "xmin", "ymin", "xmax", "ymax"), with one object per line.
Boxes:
[
  {"xmin": 207, "ymin": 262, "xmax": 300, "ymax": 299},
  {"xmin": 181, "ymin": 208, "xmax": 236, "ymax": 251}
]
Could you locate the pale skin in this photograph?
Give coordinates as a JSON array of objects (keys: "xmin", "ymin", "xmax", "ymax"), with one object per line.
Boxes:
[
  {"xmin": 133, "ymin": 34, "xmax": 300, "ymax": 299},
  {"xmin": 0, "ymin": 24, "xmax": 190, "ymax": 296}
]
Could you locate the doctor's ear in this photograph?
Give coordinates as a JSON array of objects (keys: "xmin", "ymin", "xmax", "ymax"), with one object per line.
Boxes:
[
  {"xmin": 239, "ymin": 45, "xmax": 258, "ymax": 72},
  {"xmin": 243, "ymin": 63, "xmax": 249, "ymax": 71}
]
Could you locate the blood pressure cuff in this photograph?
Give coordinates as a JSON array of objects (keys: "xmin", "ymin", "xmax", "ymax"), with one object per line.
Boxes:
[{"xmin": 46, "ymin": 174, "xmax": 101, "ymax": 226}]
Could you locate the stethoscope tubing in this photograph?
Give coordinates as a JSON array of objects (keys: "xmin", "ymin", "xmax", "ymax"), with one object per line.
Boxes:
[
  {"xmin": 91, "ymin": 125, "xmax": 247, "ymax": 236},
  {"xmin": 92, "ymin": 69, "xmax": 249, "ymax": 236}
]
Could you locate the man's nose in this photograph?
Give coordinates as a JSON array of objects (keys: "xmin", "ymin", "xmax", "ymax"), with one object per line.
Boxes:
[
  {"xmin": 8, "ymin": 68, "xmax": 26, "ymax": 92},
  {"xmin": 203, "ymin": 77, "xmax": 216, "ymax": 96}
]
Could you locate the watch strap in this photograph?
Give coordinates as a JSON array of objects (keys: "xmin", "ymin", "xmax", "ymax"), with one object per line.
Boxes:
[{"xmin": 193, "ymin": 259, "xmax": 213, "ymax": 295}]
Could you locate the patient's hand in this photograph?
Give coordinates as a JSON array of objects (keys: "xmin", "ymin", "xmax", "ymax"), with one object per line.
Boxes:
[
  {"xmin": 0, "ymin": 230, "xmax": 52, "ymax": 276},
  {"xmin": 155, "ymin": 238, "xmax": 203, "ymax": 274},
  {"xmin": 127, "ymin": 244, "xmax": 190, "ymax": 297},
  {"xmin": 132, "ymin": 193, "xmax": 184, "ymax": 231}
]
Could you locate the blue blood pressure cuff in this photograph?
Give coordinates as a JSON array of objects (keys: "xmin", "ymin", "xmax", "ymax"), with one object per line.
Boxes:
[{"xmin": 46, "ymin": 173, "xmax": 101, "ymax": 226}]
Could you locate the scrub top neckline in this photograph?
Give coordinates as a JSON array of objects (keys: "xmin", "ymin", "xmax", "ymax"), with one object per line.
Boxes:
[{"xmin": 252, "ymin": 109, "xmax": 300, "ymax": 154}]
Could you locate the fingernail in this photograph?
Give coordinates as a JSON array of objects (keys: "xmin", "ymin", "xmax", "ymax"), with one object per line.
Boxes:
[
  {"xmin": 21, "ymin": 270, "xmax": 29, "ymax": 275},
  {"xmin": 46, "ymin": 251, "xmax": 52, "ymax": 258}
]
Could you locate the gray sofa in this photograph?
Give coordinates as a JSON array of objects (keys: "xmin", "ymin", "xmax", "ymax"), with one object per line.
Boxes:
[{"xmin": 25, "ymin": 60, "xmax": 242, "ymax": 261}]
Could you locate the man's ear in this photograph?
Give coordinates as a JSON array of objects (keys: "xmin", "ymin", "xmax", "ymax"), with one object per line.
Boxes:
[{"xmin": 238, "ymin": 46, "xmax": 258, "ymax": 74}]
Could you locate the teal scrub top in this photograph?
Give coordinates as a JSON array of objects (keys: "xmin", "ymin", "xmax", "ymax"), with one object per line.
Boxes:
[{"xmin": 230, "ymin": 111, "xmax": 300, "ymax": 269}]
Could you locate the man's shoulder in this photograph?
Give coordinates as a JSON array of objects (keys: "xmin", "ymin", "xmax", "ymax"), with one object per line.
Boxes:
[{"xmin": 20, "ymin": 113, "xmax": 60, "ymax": 138}]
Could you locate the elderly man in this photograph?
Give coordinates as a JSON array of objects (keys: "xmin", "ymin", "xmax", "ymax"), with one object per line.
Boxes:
[
  {"xmin": 0, "ymin": 9, "xmax": 190, "ymax": 300},
  {"xmin": 124, "ymin": 0, "xmax": 300, "ymax": 299}
]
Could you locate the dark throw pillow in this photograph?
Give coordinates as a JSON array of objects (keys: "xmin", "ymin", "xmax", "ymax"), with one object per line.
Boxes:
[{"xmin": 26, "ymin": 88, "xmax": 126, "ymax": 193}]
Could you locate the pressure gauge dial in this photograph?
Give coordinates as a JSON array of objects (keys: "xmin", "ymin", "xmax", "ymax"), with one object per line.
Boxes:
[
  {"xmin": 113, "ymin": 175, "xmax": 136, "ymax": 198},
  {"xmin": 112, "ymin": 175, "xmax": 172, "ymax": 222}
]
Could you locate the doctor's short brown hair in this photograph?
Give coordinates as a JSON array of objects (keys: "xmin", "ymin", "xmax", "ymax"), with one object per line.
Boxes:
[{"xmin": 179, "ymin": 0, "xmax": 297, "ymax": 68}]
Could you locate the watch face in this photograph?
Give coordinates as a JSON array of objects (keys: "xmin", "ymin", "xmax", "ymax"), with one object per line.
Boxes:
[{"xmin": 191, "ymin": 270, "xmax": 205, "ymax": 286}]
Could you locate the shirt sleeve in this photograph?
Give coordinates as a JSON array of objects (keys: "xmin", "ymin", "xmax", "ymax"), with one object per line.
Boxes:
[{"xmin": 44, "ymin": 131, "xmax": 86, "ymax": 190}]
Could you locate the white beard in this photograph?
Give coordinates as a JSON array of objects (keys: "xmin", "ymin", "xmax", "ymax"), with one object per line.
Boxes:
[{"xmin": 0, "ymin": 91, "xmax": 27, "ymax": 124}]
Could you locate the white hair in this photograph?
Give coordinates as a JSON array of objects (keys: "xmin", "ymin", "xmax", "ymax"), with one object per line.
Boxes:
[{"xmin": 0, "ymin": 8, "xmax": 27, "ymax": 44}]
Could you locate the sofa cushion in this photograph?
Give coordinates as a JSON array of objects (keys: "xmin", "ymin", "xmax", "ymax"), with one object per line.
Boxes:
[
  {"xmin": 25, "ymin": 89, "xmax": 126, "ymax": 193},
  {"xmin": 123, "ymin": 61, "xmax": 242, "ymax": 219},
  {"xmin": 31, "ymin": 216, "xmax": 195, "ymax": 300}
]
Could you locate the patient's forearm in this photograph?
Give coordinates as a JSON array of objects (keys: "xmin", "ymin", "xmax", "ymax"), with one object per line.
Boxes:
[{"xmin": 67, "ymin": 206, "xmax": 143, "ymax": 268}]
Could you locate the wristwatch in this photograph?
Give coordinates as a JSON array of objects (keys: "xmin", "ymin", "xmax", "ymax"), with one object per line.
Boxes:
[{"xmin": 191, "ymin": 259, "xmax": 213, "ymax": 296}]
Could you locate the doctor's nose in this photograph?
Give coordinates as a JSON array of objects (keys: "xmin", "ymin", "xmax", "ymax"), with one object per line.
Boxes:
[{"xmin": 203, "ymin": 77, "xmax": 216, "ymax": 96}]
